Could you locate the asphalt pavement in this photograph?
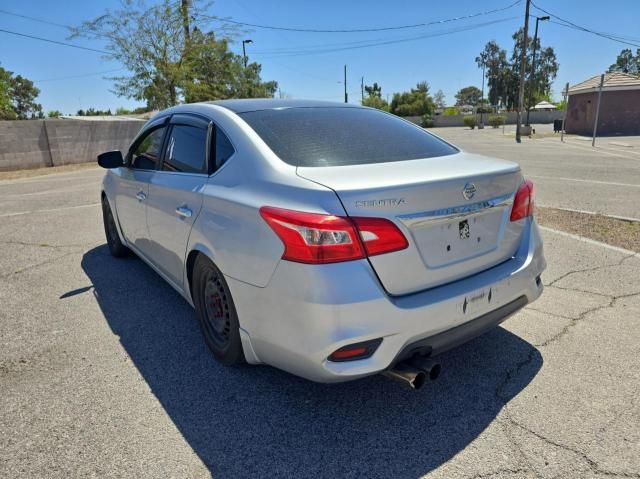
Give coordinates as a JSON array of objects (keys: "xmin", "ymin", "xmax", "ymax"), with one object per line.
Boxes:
[
  {"xmin": 1, "ymin": 152, "xmax": 639, "ymax": 478},
  {"xmin": 434, "ymin": 125, "xmax": 640, "ymax": 221}
]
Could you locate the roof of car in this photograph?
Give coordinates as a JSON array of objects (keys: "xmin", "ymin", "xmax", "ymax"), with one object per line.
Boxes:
[{"xmin": 206, "ymin": 98, "xmax": 362, "ymax": 113}]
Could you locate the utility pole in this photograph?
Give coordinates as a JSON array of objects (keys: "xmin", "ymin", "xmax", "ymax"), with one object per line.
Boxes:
[
  {"xmin": 515, "ymin": 0, "xmax": 531, "ymax": 143},
  {"xmin": 560, "ymin": 82, "xmax": 569, "ymax": 142},
  {"xmin": 526, "ymin": 15, "xmax": 550, "ymax": 126},
  {"xmin": 479, "ymin": 56, "xmax": 486, "ymax": 128},
  {"xmin": 344, "ymin": 65, "xmax": 348, "ymax": 103},
  {"xmin": 361, "ymin": 76, "xmax": 364, "ymax": 103},
  {"xmin": 592, "ymin": 74, "xmax": 605, "ymax": 147},
  {"xmin": 242, "ymin": 39, "xmax": 253, "ymax": 67}
]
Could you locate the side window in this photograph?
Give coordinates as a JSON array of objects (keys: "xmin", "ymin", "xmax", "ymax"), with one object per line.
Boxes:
[
  {"xmin": 215, "ymin": 126, "xmax": 235, "ymax": 170},
  {"xmin": 162, "ymin": 125, "xmax": 208, "ymax": 173},
  {"xmin": 131, "ymin": 126, "xmax": 166, "ymax": 170}
]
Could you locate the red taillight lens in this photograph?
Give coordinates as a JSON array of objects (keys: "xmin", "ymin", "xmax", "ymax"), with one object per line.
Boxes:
[
  {"xmin": 352, "ymin": 216, "xmax": 409, "ymax": 256},
  {"xmin": 259, "ymin": 206, "xmax": 365, "ymax": 264},
  {"xmin": 510, "ymin": 179, "xmax": 535, "ymax": 222},
  {"xmin": 259, "ymin": 207, "xmax": 408, "ymax": 264},
  {"xmin": 328, "ymin": 338, "xmax": 383, "ymax": 362}
]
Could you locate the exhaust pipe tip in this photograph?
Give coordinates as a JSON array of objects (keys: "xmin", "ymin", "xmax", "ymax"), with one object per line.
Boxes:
[
  {"xmin": 382, "ymin": 365, "xmax": 427, "ymax": 390},
  {"xmin": 410, "ymin": 357, "xmax": 442, "ymax": 382}
]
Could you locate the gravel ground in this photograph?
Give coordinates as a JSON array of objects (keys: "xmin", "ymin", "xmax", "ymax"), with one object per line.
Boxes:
[{"xmin": 536, "ymin": 207, "xmax": 640, "ymax": 252}]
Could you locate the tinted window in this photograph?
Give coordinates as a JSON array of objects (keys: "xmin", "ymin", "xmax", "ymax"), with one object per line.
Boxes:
[
  {"xmin": 163, "ymin": 125, "xmax": 207, "ymax": 173},
  {"xmin": 215, "ymin": 126, "xmax": 235, "ymax": 170},
  {"xmin": 239, "ymin": 107, "xmax": 457, "ymax": 167},
  {"xmin": 131, "ymin": 126, "xmax": 166, "ymax": 170}
]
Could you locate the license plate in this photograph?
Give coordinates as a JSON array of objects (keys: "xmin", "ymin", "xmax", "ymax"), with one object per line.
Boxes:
[{"xmin": 459, "ymin": 219, "xmax": 470, "ymax": 239}]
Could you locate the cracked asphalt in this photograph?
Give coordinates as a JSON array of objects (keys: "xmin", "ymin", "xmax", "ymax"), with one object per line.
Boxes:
[{"xmin": 1, "ymin": 164, "xmax": 639, "ymax": 479}]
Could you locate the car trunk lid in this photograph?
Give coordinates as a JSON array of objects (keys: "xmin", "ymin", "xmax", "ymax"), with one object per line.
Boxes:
[{"xmin": 297, "ymin": 152, "xmax": 524, "ymax": 296}]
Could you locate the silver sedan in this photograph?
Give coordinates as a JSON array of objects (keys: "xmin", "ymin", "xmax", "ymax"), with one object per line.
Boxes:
[{"xmin": 98, "ymin": 99, "xmax": 545, "ymax": 389}]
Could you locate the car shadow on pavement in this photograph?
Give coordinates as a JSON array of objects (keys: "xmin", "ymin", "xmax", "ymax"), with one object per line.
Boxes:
[{"xmin": 81, "ymin": 245, "xmax": 542, "ymax": 479}]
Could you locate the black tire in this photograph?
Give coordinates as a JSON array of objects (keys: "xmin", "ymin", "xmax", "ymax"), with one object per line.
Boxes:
[
  {"xmin": 192, "ymin": 255, "xmax": 245, "ymax": 365},
  {"xmin": 102, "ymin": 195, "xmax": 130, "ymax": 258}
]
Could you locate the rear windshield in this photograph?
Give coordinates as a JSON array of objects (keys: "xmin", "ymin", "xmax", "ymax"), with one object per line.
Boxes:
[{"xmin": 239, "ymin": 107, "xmax": 458, "ymax": 167}]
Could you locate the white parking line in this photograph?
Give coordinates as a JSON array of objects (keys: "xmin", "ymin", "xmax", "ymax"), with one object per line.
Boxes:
[
  {"xmin": 0, "ymin": 203, "xmax": 100, "ymax": 218},
  {"xmin": 530, "ymin": 175, "xmax": 640, "ymax": 188},
  {"xmin": 537, "ymin": 137, "xmax": 640, "ymax": 161},
  {"xmin": 539, "ymin": 226, "xmax": 640, "ymax": 256}
]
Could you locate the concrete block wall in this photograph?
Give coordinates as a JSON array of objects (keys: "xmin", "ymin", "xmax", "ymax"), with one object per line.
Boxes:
[
  {"xmin": 0, "ymin": 119, "xmax": 143, "ymax": 172},
  {"xmin": 0, "ymin": 120, "xmax": 52, "ymax": 171},
  {"xmin": 404, "ymin": 110, "xmax": 564, "ymax": 127}
]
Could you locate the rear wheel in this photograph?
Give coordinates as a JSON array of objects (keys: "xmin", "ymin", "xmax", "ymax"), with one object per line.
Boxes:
[
  {"xmin": 102, "ymin": 195, "xmax": 129, "ymax": 258},
  {"xmin": 192, "ymin": 255, "xmax": 245, "ymax": 365}
]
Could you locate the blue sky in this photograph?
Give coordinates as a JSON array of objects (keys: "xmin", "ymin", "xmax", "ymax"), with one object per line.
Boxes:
[{"xmin": 1, "ymin": 0, "xmax": 638, "ymax": 113}]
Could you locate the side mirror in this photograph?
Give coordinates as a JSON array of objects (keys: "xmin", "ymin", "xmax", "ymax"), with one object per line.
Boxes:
[{"xmin": 97, "ymin": 151, "xmax": 124, "ymax": 169}]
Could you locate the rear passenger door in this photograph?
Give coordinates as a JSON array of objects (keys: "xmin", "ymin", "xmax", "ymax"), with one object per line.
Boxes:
[{"xmin": 145, "ymin": 114, "xmax": 209, "ymax": 288}]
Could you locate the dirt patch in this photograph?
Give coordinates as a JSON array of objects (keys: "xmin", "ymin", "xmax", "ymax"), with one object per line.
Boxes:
[
  {"xmin": 536, "ymin": 207, "xmax": 640, "ymax": 252},
  {"xmin": 0, "ymin": 163, "xmax": 99, "ymax": 181}
]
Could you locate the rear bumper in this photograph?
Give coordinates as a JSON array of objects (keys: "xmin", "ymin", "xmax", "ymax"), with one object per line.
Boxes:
[
  {"xmin": 392, "ymin": 295, "xmax": 528, "ymax": 364},
  {"xmin": 228, "ymin": 219, "xmax": 546, "ymax": 383}
]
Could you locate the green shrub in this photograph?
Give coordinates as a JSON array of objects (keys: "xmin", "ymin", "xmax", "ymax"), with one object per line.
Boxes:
[
  {"xmin": 443, "ymin": 107, "xmax": 459, "ymax": 116},
  {"xmin": 463, "ymin": 115, "xmax": 477, "ymax": 129},
  {"xmin": 421, "ymin": 114, "xmax": 435, "ymax": 128},
  {"xmin": 488, "ymin": 115, "xmax": 506, "ymax": 128}
]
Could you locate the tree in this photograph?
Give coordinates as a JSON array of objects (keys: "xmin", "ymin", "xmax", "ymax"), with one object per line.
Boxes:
[
  {"xmin": 455, "ymin": 86, "xmax": 482, "ymax": 106},
  {"xmin": 364, "ymin": 82, "xmax": 382, "ymax": 98},
  {"xmin": 71, "ymin": 0, "xmax": 277, "ymax": 110},
  {"xmin": 0, "ymin": 64, "xmax": 42, "ymax": 120},
  {"xmin": 0, "ymin": 67, "xmax": 15, "ymax": 120},
  {"xmin": 47, "ymin": 110, "xmax": 62, "ymax": 118},
  {"xmin": 390, "ymin": 81, "xmax": 434, "ymax": 117},
  {"xmin": 476, "ymin": 40, "xmax": 513, "ymax": 109},
  {"xmin": 608, "ymin": 48, "xmax": 640, "ymax": 74},
  {"xmin": 433, "ymin": 89, "xmax": 446, "ymax": 109},
  {"xmin": 362, "ymin": 96, "xmax": 390, "ymax": 111},
  {"xmin": 511, "ymin": 28, "xmax": 559, "ymax": 110},
  {"xmin": 362, "ymin": 82, "xmax": 389, "ymax": 111},
  {"xmin": 477, "ymin": 28, "xmax": 559, "ymax": 111}
]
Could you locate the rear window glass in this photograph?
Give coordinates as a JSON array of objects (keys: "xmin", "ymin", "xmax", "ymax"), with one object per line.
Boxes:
[{"xmin": 239, "ymin": 107, "xmax": 457, "ymax": 167}]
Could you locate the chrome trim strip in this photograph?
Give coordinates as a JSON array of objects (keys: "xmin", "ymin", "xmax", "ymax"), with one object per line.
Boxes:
[{"xmin": 398, "ymin": 193, "xmax": 514, "ymax": 227}]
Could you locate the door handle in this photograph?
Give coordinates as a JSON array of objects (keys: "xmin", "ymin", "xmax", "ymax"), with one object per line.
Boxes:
[
  {"xmin": 135, "ymin": 191, "xmax": 146, "ymax": 201},
  {"xmin": 176, "ymin": 206, "xmax": 192, "ymax": 218}
]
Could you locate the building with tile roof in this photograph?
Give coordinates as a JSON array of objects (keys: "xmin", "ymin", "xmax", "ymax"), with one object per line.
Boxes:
[{"xmin": 565, "ymin": 72, "xmax": 640, "ymax": 136}]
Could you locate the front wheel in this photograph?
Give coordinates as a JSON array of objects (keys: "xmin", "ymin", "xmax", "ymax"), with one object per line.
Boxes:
[
  {"xmin": 101, "ymin": 195, "xmax": 129, "ymax": 258},
  {"xmin": 192, "ymin": 255, "xmax": 245, "ymax": 366}
]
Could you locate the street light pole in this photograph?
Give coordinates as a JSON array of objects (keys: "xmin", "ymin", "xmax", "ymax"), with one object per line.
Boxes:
[
  {"xmin": 525, "ymin": 16, "xmax": 550, "ymax": 126},
  {"xmin": 242, "ymin": 39, "xmax": 253, "ymax": 67},
  {"xmin": 515, "ymin": 0, "xmax": 531, "ymax": 143}
]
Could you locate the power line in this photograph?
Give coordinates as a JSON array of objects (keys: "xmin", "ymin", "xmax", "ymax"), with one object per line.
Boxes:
[
  {"xmin": 35, "ymin": 68, "xmax": 125, "ymax": 82},
  {"xmin": 0, "ymin": 8, "xmax": 70, "ymax": 29},
  {"xmin": 210, "ymin": 0, "xmax": 522, "ymax": 33},
  {"xmin": 0, "ymin": 28, "xmax": 112, "ymax": 54},
  {"xmin": 531, "ymin": 2, "xmax": 640, "ymax": 48},
  {"xmin": 253, "ymin": 17, "xmax": 520, "ymax": 58}
]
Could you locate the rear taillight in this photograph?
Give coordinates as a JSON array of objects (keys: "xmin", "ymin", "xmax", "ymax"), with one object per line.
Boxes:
[
  {"xmin": 351, "ymin": 216, "xmax": 409, "ymax": 256},
  {"xmin": 510, "ymin": 179, "xmax": 535, "ymax": 222},
  {"xmin": 259, "ymin": 206, "xmax": 407, "ymax": 264}
]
